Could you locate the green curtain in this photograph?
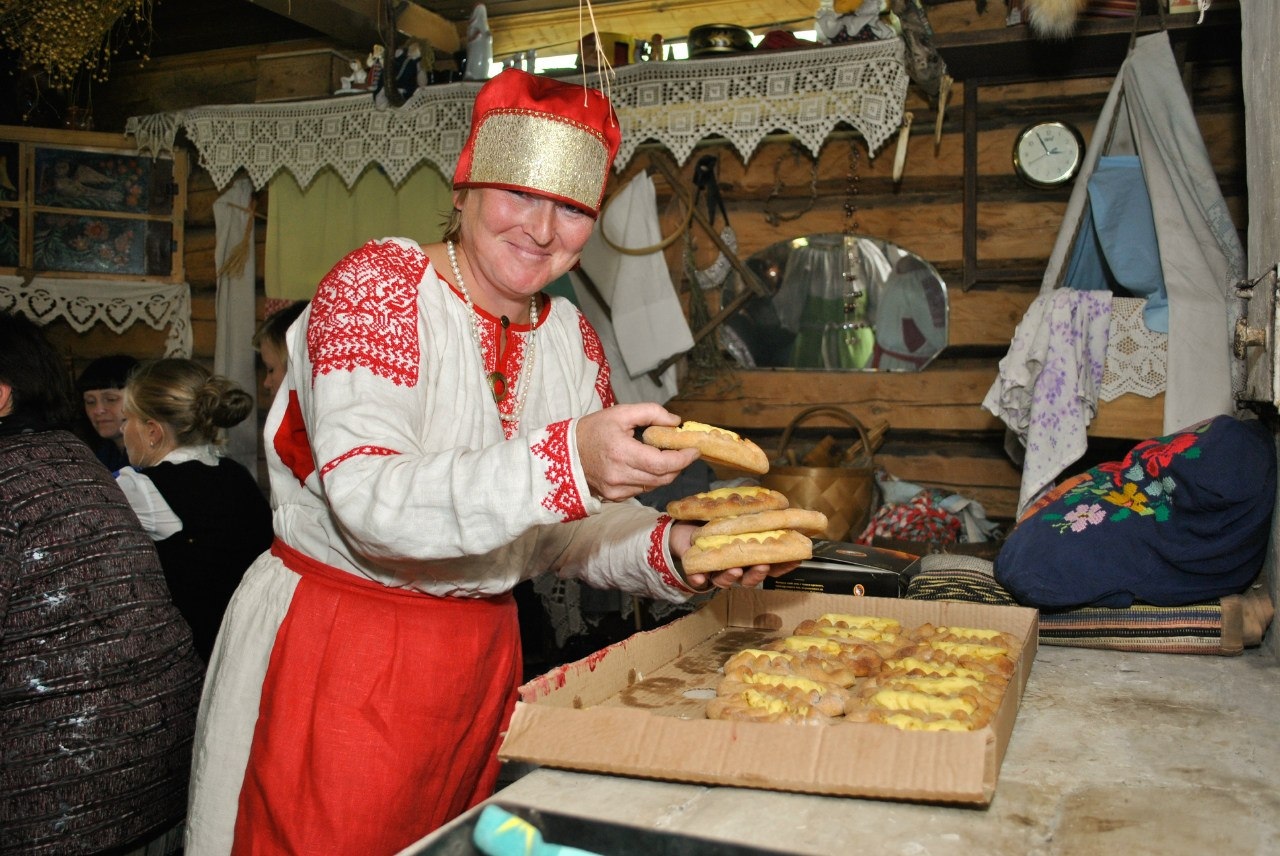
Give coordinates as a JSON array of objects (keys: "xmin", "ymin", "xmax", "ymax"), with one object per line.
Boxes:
[{"xmin": 265, "ymin": 163, "xmax": 452, "ymax": 301}]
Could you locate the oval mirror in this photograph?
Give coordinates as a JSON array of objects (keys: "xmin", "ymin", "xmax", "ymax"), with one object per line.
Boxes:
[{"xmin": 721, "ymin": 234, "xmax": 949, "ymax": 372}]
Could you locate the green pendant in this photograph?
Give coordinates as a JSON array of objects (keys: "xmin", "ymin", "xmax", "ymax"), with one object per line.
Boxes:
[{"xmin": 488, "ymin": 371, "xmax": 507, "ymax": 403}]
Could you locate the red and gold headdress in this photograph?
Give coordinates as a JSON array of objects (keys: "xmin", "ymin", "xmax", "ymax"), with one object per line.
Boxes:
[{"xmin": 452, "ymin": 68, "xmax": 621, "ymax": 217}]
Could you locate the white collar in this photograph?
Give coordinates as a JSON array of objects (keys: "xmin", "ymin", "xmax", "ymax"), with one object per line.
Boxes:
[{"xmin": 156, "ymin": 443, "xmax": 223, "ymax": 466}]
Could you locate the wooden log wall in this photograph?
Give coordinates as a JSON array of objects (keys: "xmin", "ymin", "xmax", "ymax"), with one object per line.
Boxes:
[
  {"xmin": 613, "ymin": 13, "xmax": 1245, "ymax": 523},
  {"xmin": 42, "ymin": 5, "xmax": 1246, "ymax": 524}
]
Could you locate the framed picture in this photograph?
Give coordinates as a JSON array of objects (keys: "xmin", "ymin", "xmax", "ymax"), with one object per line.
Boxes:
[{"xmin": 0, "ymin": 126, "xmax": 187, "ymax": 282}]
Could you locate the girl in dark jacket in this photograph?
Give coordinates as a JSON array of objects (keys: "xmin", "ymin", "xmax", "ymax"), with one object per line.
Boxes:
[{"xmin": 115, "ymin": 358, "xmax": 274, "ymax": 662}]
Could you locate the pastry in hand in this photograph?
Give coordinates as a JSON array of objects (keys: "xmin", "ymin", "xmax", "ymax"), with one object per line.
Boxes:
[{"xmin": 642, "ymin": 420, "xmax": 769, "ymax": 474}]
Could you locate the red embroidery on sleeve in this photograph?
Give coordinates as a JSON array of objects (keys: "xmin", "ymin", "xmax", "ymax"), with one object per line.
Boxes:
[
  {"xmin": 577, "ymin": 310, "xmax": 615, "ymax": 408},
  {"xmin": 647, "ymin": 516, "xmax": 686, "ymax": 590},
  {"xmin": 319, "ymin": 445, "xmax": 402, "ymax": 480},
  {"xmin": 308, "ymin": 240, "xmax": 424, "ymax": 386},
  {"xmin": 273, "ymin": 391, "xmax": 315, "ymax": 486},
  {"xmin": 532, "ymin": 419, "xmax": 587, "ymax": 521}
]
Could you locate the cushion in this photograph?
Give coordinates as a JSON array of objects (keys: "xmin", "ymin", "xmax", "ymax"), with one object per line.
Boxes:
[{"xmin": 994, "ymin": 415, "xmax": 1276, "ymax": 610}]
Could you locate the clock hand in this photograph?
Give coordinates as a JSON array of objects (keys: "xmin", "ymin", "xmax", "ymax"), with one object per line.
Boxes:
[{"xmin": 1036, "ymin": 132, "xmax": 1050, "ymax": 154}]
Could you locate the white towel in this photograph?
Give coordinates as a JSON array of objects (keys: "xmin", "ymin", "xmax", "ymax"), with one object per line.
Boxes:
[
  {"xmin": 569, "ymin": 270, "xmax": 679, "ymax": 405},
  {"xmin": 578, "ymin": 173, "xmax": 694, "ymax": 377}
]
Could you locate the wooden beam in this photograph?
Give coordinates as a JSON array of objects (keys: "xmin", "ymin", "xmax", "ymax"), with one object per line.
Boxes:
[
  {"xmin": 246, "ymin": 0, "xmax": 384, "ymax": 52},
  {"xmin": 1087, "ymin": 393, "xmax": 1165, "ymax": 439},
  {"xmin": 485, "ymin": 0, "xmax": 819, "ymax": 56},
  {"xmin": 667, "ymin": 364, "xmax": 1164, "ymax": 441},
  {"xmin": 668, "ymin": 365, "xmax": 1005, "ymax": 433}
]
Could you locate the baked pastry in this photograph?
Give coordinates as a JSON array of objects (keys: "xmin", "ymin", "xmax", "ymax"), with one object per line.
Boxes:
[
  {"xmin": 723, "ymin": 647, "xmax": 860, "ymax": 688},
  {"xmin": 666, "ymin": 486, "xmax": 789, "ymax": 521},
  {"xmin": 682, "ymin": 528, "xmax": 813, "ymax": 574},
  {"xmin": 694, "ymin": 508, "xmax": 829, "ymax": 538},
  {"xmin": 709, "ymin": 614, "xmax": 1019, "ymax": 732},
  {"xmin": 642, "ymin": 421, "xmax": 770, "ymax": 474}
]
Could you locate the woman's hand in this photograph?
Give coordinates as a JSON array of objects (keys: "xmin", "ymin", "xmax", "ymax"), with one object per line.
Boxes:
[
  {"xmin": 668, "ymin": 521, "xmax": 802, "ymax": 591},
  {"xmin": 576, "ymin": 404, "xmax": 699, "ymax": 502},
  {"xmin": 690, "ymin": 561, "xmax": 803, "ymax": 590}
]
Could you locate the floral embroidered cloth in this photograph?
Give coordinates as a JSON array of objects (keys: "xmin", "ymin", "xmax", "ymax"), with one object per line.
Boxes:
[
  {"xmin": 982, "ymin": 289, "xmax": 1112, "ymax": 515},
  {"xmin": 994, "ymin": 415, "xmax": 1275, "ymax": 610}
]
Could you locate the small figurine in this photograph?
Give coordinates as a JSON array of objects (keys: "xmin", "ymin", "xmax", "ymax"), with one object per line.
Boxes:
[
  {"xmin": 465, "ymin": 3, "xmax": 492, "ymax": 80},
  {"xmin": 393, "ymin": 41, "xmax": 425, "ymax": 99},
  {"xmin": 366, "ymin": 44, "xmax": 385, "ymax": 92},
  {"xmin": 339, "ymin": 59, "xmax": 368, "ymax": 92},
  {"xmin": 816, "ymin": 0, "xmax": 897, "ymax": 44}
]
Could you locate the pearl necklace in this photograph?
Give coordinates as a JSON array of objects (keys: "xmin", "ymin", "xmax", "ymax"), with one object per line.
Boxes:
[{"xmin": 447, "ymin": 241, "xmax": 538, "ymax": 424}]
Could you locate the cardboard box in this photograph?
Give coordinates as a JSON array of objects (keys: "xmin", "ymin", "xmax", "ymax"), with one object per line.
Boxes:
[
  {"xmin": 501, "ymin": 588, "xmax": 1038, "ymax": 805},
  {"xmin": 764, "ymin": 541, "xmax": 920, "ymax": 597}
]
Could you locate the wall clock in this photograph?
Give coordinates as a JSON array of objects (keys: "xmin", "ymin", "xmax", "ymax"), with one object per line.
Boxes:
[{"xmin": 1012, "ymin": 120, "xmax": 1085, "ymax": 189}]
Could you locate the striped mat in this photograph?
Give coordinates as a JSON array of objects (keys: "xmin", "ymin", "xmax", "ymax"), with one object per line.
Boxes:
[{"xmin": 904, "ymin": 561, "xmax": 1266, "ymax": 656}]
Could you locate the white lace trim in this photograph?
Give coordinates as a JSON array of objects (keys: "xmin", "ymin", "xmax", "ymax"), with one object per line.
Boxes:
[
  {"xmin": 126, "ymin": 40, "xmax": 909, "ymax": 191},
  {"xmin": 1100, "ymin": 296, "xmax": 1167, "ymax": 400},
  {"xmin": 0, "ymin": 276, "xmax": 192, "ymax": 357}
]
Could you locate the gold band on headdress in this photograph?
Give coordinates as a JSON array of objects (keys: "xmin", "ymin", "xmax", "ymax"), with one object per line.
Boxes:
[
  {"xmin": 453, "ymin": 69, "xmax": 621, "ymax": 216},
  {"xmin": 467, "ymin": 110, "xmax": 611, "ymax": 214}
]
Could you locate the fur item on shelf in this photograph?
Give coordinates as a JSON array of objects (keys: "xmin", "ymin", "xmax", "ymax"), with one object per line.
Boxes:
[{"xmin": 1024, "ymin": 0, "xmax": 1090, "ymax": 38}]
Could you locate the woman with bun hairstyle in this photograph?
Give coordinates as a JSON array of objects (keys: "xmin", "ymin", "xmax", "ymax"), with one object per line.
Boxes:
[{"xmin": 115, "ymin": 358, "xmax": 273, "ymax": 662}]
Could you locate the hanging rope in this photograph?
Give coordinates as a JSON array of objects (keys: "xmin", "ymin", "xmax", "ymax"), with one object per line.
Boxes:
[
  {"xmin": 763, "ymin": 143, "xmax": 820, "ymax": 226},
  {"xmin": 597, "ymin": 174, "xmax": 693, "ymax": 255}
]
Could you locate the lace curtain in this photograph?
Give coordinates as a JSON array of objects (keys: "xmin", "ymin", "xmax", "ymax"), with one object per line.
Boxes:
[
  {"xmin": 0, "ymin": 275, "xmax": 192, "ymax": 357},
  {"xmin": 126, "ymin": 39, "xmax": 909, "ymax": 192},
  {"xmin": 1101, "ymin": 295, "xmax": 1167, "ymax": 401}
]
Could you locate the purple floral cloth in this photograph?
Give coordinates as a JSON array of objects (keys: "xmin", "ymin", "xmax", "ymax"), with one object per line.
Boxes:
[{"xmin": 983, "ymin": 289, "xmax": 1112, "ymax": 515}]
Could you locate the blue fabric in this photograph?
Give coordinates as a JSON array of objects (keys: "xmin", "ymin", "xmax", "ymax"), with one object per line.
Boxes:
[
  {"xmin": 1063, "ymin": 155, "xmax": 1169, "ymax": 334},
  {"xmin": 1063, "ymin": 199, "xmax": 1110, "ymax": 293},
  {"xmin": 995, "ymin": 416, "xmax": 1275, "ymax": 610},
  {"xmin": 1088, "ymin": 155, "xmax": 1168, "ymax": 332}
]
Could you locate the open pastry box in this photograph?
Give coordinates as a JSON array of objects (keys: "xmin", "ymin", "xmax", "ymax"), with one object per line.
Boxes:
[{"xmin": 500, "ymin": 588, "xmax": 1038, "ymax": 805}]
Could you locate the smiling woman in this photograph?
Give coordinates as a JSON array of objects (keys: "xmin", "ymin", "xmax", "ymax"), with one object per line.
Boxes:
[
  {"xmin": 75, "ymin": 352, "xmax": 138, "ymax": 472},
  {"xmin": 185, "ymin": 66, "xmax": 805, "ymax": 855}
]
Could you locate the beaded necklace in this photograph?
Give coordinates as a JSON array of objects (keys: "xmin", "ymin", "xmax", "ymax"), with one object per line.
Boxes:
[{"xmin": 447, "ymin": 241, "xmax": 538, "ymax": 424}]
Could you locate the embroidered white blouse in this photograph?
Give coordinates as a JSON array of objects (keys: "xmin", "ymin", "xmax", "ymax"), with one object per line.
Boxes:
[{"xmin": 264, "ymin": 237, "xmax": 695, "ymax": 601}]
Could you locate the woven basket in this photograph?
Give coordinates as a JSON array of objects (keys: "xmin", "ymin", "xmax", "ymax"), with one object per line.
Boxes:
[{"xmin": 761, "ymin": 406, "xmax": 878, "ymax": 542}]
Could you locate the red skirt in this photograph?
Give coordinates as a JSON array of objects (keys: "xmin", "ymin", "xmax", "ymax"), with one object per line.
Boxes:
[{"xmin": 231, "ymin": 540, "xmax": 521, "ymax": 855}]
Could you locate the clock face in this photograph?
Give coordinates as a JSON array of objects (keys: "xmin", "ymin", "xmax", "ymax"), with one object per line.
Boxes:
[{"xmin": 1013, "ymin": 121, "xmax": 1084, "ymax": 188}]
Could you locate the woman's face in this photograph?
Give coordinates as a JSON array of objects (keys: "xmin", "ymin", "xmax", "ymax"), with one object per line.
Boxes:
[
  {"xmin": 455, "ymin": 188, "xmax": 595, "ymax": 312},
  {"xmin": 82, "ymin": 387, "xmax": 126, "ymax": 445},
  {"xmin": 260, "ymin": 339, "xmax": 287, "ymax": 399}
]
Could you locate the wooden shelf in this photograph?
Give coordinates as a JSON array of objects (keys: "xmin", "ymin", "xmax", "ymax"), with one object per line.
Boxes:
[{"xmin": 936, "ymin": 10, "xmax": 1241, "ymax": 83}]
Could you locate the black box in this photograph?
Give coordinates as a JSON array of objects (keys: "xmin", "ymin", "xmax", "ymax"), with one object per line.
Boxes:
[{"xmin": 764, "ymin": 541, "xmax": 921, "ymax": 598}]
